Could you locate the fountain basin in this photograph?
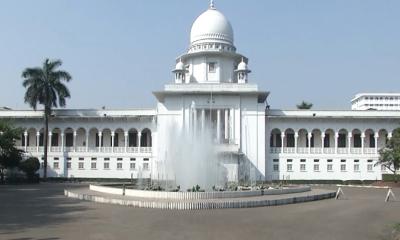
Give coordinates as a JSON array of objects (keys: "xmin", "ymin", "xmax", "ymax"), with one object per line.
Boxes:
[{"xmin": 89, "ymin": 184, "xmax": 311, "ymax": 200}]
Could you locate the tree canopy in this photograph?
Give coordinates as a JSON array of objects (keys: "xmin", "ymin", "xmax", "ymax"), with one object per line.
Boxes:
[
  {"xmin": 296, "ymin": 101, "xmax": 313, "ymax": 110},
  {"xmin": 0, "ymin": 121, "xmax": 24, "ymax": 183},
  {"xmin": 377, "ymin": 128, "xmax": 400, "ymax": 182}
]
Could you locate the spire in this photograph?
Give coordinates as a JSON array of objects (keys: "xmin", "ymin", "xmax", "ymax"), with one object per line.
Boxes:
[{"xmin": 209, "ymin": 0, "xmax": 215, "ymax": 9}]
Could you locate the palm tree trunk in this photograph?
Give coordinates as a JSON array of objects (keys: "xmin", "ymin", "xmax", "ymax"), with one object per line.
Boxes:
[{"xmin": 43, "ymin": 112, "xmax": 49, "ymax": 180}]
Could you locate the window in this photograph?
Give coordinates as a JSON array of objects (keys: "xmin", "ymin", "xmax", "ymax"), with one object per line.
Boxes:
[
  {"xmin": 324, "ymin": 134, "xmax": 330, "ymax": 148},
  {"xmin": 314, "ymin": 164, "xmax": 319, "ymax": 172},
  {"xmin": 104, "ymin": 162, "xmax": 110, "ymax": 169},
  {"xmin": 117, "ymin": 158, "xmax": 123, "ymax": 161},
  {"xmin": 114, "ymin": 133, "xmax": 119, "ymax": 147},
  {"xmin": 143, "ymin": 163, "xmax": 149, "ymax": 170},
  {"xmin": 287, "ymin": 164, "xmax": 292, "ymax": 172},
  {"xmin": 314, "ymin": 159, "xmax": 319, "ymax": 163},
  {"xmin": 353, "ymin": 134, "xmax": 361, "ymax": 148},
  {"xmin": 327, "ymin": 164, "xmax": 333, "ymax": 172},
  {"xmin": 354, "ymin": 164, "xmax": 360, "ymax": 172},
  {"xmin": 130, "ymin": 162, "xmax": 136, "ymax": 170},
  {"xmin": 91, "ymin": 162, "xmax": 97, "ymax": 169},
  {"xmin": 51, "ymin": 133, "xmax": 59, "ymax": 146},
  {"xmin": 78, "ymin": 162, "xmax": 84, "ymax": 169},
  {"xmin": 208, "ymin": 62, "xmax": 216, "ymax": 73},
  {"xmin": 340, "ymin": 164, "xmax": 346, "ymax": 172},
  {"xmin": 53, "ymin": 162, "xmax": 59, "ymax": 169},
  {"xmin": 79, "ymin": 157, "xmax": 84, "ymax": 161},
  {"xmin": 65, "ymin": 133, "xmax": 73, "ymax": 147},
  {"xmin": 338, "ymin": 134, "xmax": 346, "ymax": 148},
  {"xmin": 300, "ymin": 164, "xmax": 306, "ymax": 171},
  {"xmin": 67, "ymin": 162, "xmax": 72, "ymax": 169},
  {"xmin": 367, "ymin": 164, "xmax": 373, "ymax": 171},
  {"xmin": 104, "ymin": 157, "xmax": 110, "ymax": 161},
  {"xmin": 273, "ymin": 164, "xmax": 279, "ymax": 172},
  {"xmin": 286, "ymin": 134, "xmax": 295, "ymax": 147},
  {"xmin": 117, "ymin": 163, "xmax": 123, "ymax": 169},
  {"xmin": 91, "ymin": 157, "xmax": 97, "ymax": 161}
]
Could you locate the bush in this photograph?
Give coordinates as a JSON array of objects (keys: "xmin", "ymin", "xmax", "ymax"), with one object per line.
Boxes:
[
  {"xmin": 382, "ymin": 174, "xmax": 399, "ymax": 182},
  {"xmin": 19, "ymin": 157, "xmax": 40, "ymax": 182}
]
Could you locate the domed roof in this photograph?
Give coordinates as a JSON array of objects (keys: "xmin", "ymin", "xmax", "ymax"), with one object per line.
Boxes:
[
  {"xmin": 190, "ymin": 6, "xmax": 234, "ymax": 45},
  {"xmin": 175, "ymin": 60, "xmax": 184, "ymax": 71},
  {"xmin": 237, "ymin": 60, "xmax": 248, "ymax": 71}
]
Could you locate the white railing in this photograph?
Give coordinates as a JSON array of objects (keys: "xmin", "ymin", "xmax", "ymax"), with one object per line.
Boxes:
[
  {"xmin": 269, "ymin": 147, "xmax": 281, "ymax": 154},
  {"xmin": 65, "ymin": 147, "xmax": 74, "ymax": 152},
  {"xmin": 310, "ymin": 148, "xmax": 322, "ymax": 154},
  {"xmin": 350, "ymin": 148, "xmax": 362, "ymax": 154},
  {"xmin": 337, "ymin": 148, "xmax": 348, "ymax": 154},
  {"xmin": 127, "ymin": 147, "xmax": 139, "ymax": 153},
  {"xmin": 87, "ymin": 147, "xmax": 98, "ymax": 153},
  {"xmin": 140, "ymin": 147, "xmax": 152, "ymax": 153},
  {"xmin": 50, "ymin": 146, "xmax": 61, "ymax": 152},
  {"xmin": 283, "ymin": 147, "xmax": 295, "ymax": 153},
  {"xmin": 297, "ymin": 147, "xmax": 308, "ymax": 154},
  {"xmin": 16, "ymin": 146, "xmax": 25, "ymax": 151},
  {"xmin": 76, "ymin": 147, "xmax": 86, "ymax": 152},
  {"xmin": 114, "ymin": 147, "xmax": 125, "ymax": 153},
  {"xmin": 364, "ymin": 148, "xmax": 376, "ymax": 154},
  {"xmin": 323, "ymin": 148, "xmax": 335, "ymax": 154},
  {"xmin": 100, "ymin": 147, "xmax": 113, "ymax": 153},
  {"xmin": 38, "ymin": 147, "xmax": 44, "ymax": 152}
]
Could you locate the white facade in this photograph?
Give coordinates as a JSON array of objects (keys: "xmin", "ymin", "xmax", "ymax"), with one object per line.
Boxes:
[
  {"xmin": 351, "ymin": 93, "xmax": 400, "ymax": 110},
  {"xmin": 0, "ymin": 3, "xmax": 398, "ymax": 181}
]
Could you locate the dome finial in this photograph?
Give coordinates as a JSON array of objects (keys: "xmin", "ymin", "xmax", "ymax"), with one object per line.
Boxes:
[{"xmin": 209, "ymin": 0, "xmax": 215, "ymax": 9}]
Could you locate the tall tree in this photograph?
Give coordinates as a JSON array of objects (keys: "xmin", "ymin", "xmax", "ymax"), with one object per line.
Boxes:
[
  {"xmin": 296, "ymin": 101, "xmax": 313, "ymax": 110},
  {"xmin": 377, "ymin": 128, "xmax": 400, "ymax": 182},
  {"xmin": 22, "ymin": 59, "xmax": 72, "ymax": 179},
  {"xmin": 0, "ymin": 121, "xmax": 23, "ymax": 183}
]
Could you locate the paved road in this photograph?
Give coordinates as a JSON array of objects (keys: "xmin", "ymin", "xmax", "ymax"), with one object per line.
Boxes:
[{"xmin": 0, "ymin": 183, "xmax": 399, "ymax": 240}]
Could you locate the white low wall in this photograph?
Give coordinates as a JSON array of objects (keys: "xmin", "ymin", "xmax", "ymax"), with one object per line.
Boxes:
[{"xmin": 89, "ymin": 184, "xmax": 311, "ymax": 200}]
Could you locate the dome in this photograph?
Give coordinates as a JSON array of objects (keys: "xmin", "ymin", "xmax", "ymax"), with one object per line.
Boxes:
[
  {"xmin": 237, "ymin": 60, "xmax": 248, "ymax": 71},
  {"xmin": 175, "ymin": 60, "xmax": 184, "ymax": 71},
  {"xmin": 190, "ymin": 7, "xmax": 234, "ymax": 46}
]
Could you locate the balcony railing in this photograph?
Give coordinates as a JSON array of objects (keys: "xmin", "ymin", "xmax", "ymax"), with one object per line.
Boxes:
[{"xmin": 269, "ymin": 147, "xmax": 378, "ymax": 155}]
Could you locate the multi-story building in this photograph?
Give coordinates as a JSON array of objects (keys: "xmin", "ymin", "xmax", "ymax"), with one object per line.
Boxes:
[
  {"xmin": 0, "ymin": 3, "xmax": 398, "ymax": 181},
  {"xmin": 351, "ymin": 93, "xmax": 400, "ymax": 110}
]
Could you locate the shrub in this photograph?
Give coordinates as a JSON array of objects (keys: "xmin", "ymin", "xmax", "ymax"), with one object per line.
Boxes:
[{"xmin": 19, "ymin": 157, "xmax": 40, "ymax": 182}]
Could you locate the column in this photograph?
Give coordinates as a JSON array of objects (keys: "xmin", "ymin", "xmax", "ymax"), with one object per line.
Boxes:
[
  {"xmin": 230, "ymin": 108, "xmax": 235, "ymax": 144},
  {"xmin": 193, "ymin": 109, "xmax": 197, "ymax": 137},
  {"xmin": 294, "ymin": 132, "xmax": 298, "ymax": 154},
  {"xmin": 224, "ymin": 109, "xmax": 229, "ymax": 141},
  {"xmin": 217, "ymin": 109, "xmax": 221, "ymax": 143},
  {"xmin": 48, "ymin": 132, "xmax": 52, "ymax": 152},
  {"xmin": 24, "ymin": 131, "xmax": 28, "ymax": 152},
  {"xmin": 374, "ymin": 132, "xmax": 379, "ymax": 154},
  {"xmin": 36, "ymin": 132, "xmax": 40, "ymax": 152},
  {"xmin": 388, "ymin": 132, "xmax": 393, "ymax": 140},
  {"xmin": 321, "ymin": 132, "xmax": 325, "ymax": 152},
  {"xmin": 124, "ymin": 131, "xmax": 128, "ymax": 153},
  {"xmin": 111, "ymin": 131, "xmax": 115, "ymax": 153},
  {"xmin": 201, "ymin": 109, "xmax": 205, "ymax": 132},
  {"xmin": 85, "ymin": 133, "xmax": 89, "ymax": 152},
  {"xmin": 61, "ymin": 133, "xmax": 64, "ymax": 152},
  {"xmin": 361, "ymin": 133, "xmax": 365, "ymax": 154},
  {"xmin": 73, "ymin": 131, "xmax": 77, "ymax": 152},
  {"xmin": 98, "ymin": 131, "xmax": 102, "ymax": 152},
  {"xmin": 307, "ymin": 133, "xmax": 312, "ymax": 154},
  {"xmin": 280, "ymin": 133, "xmax": 285, "ymax": 153},
  {"xmin": 138, "ymin": 132, "xmax": 142, "ymax": 152},
  {"xmin": 335, "ymin": 133, "xmax": 339, "ymax": 154},
  {"xmin": 348, "ymin": 133, "xmax": 352, "ymax": 153}
]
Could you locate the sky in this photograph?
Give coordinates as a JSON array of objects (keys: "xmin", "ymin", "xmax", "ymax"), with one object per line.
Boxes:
[{"xmin": 0, "ymin": 0, "xmax": 399, "ymax": 110}]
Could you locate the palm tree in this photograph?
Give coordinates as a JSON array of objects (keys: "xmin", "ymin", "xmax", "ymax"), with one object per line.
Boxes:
[
  {"xmin": 22, "ymin": 59, "xmax": 72, "ymax": 179},
  {"xmin": 296, "ymin": 101, "xmax": 313, "ymax": 110}
]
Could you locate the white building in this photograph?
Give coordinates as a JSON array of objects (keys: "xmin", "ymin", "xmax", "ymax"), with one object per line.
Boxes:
[
  {"xmin": 351, "ymin": 93, "xmax": 400, "ymax": 111},
  {"xmin": 0, "ymin": 3, "xmax": 398, "ymax": 182}
]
